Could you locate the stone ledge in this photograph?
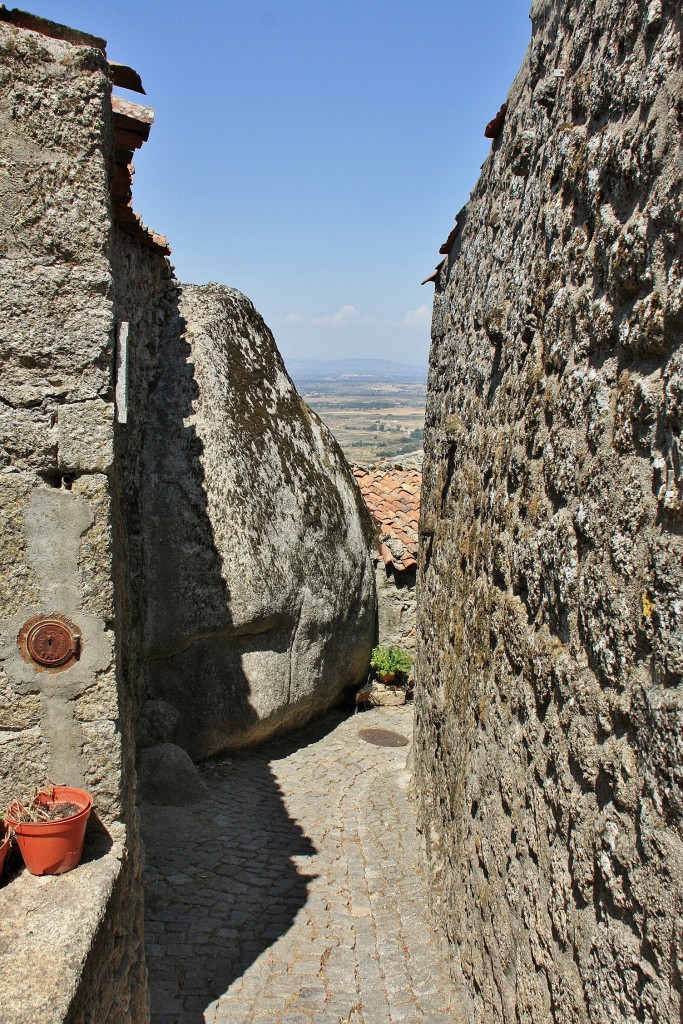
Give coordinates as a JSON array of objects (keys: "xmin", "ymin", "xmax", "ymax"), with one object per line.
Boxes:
[{"xmin": 0, "ymin": 823, "xmax": 126, "ymax": 1024}]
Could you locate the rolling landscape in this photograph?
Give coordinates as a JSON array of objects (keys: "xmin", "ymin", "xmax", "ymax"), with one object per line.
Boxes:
[{"xmin": 286, "ymin": 358, "xmax": 427, "ymax": 465}]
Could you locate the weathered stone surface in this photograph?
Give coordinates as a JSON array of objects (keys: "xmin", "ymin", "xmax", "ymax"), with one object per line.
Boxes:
[
  {"xmin": 365, "ymin": 681, "xmax": 407, "ymax": 707},
  {"xmin": 0, "ymin": 18, "xmax": 171, "ymax": 1023},
  {"xmin": 143, "ymin": 284, "xmax": 377, "ymax": 757},
  {"xmin": 57, "ymin": 400, "xmax": 114, "ymax": 473},
  {"xmin": 138, "ymin": 743, "xmax": 209, "ymax": 806},
  {"xmin": 0, "ymin": 831, "xmax": 148, "ymax": 1024},
  {"xmin": 375, "ymin": 564, "xmax": 417, "ymax": 651},
  {"xmin": 0, "ymin": 26, "xmax": 113, "ymax": 409},
  {"xmin": 415, "ymin": 2, "xmax": 683, "ymax": 1023},
  {"xmin": 138, "ymin": 699, "xmax": 180, "ymax": 748}
]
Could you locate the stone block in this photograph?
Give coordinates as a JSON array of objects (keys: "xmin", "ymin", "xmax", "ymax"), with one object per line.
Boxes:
[{"xmin": 57, "ymin": 400, "xmax": 114, "ymax": 473}]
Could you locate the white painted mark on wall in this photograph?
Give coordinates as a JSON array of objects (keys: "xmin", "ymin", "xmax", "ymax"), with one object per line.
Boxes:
[{"xmin": 116, "ymin": 321, "xmax": 129, "ymax": 424}]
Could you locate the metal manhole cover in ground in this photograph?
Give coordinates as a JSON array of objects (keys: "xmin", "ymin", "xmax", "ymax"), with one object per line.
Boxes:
[{"xmin": 358, "ymin": 728, "xmax": 409, "ymax": 747}]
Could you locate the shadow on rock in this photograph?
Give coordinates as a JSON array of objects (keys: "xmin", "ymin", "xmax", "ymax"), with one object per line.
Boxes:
[{"xmin": 137, "ymin": 287, "xmax": 371, "ymax": 1019}]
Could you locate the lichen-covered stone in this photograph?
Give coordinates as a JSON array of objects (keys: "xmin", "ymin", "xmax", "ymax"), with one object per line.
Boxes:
[
  {"xmin": 415, "ymin": 2, "xmax": 683, "ymax": 1022},
  {"xmin": 143, "ymin": 284, "xmax": 377, "ymax": 756}
]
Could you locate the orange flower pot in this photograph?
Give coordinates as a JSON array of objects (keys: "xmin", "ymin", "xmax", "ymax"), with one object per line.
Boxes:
[
  {"xmin": 0, "ymin": 828, "xmax": 9, "ymax": 879},
  {"xmin": 5, "ymin": 786, "xmax": 93, "ymax": 876}
]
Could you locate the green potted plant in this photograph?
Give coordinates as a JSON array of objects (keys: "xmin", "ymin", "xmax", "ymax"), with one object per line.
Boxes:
[{"xmin": 369, "ymin": 645, "xmax": 413, "ymax": 684}]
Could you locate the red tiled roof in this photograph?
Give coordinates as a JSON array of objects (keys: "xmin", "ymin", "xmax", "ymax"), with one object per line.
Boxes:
[
  {"xmin": 421, "ymin": 259, "xmax": 444, "ymax": 286},
  {"xmin": 353, "ymin": 466, "xmax": 421, "ymax": 573},
  {"xmin": 109, "ymin": 62, "xmax": 145, "ymax": 94},
  {"xmin": 439, "ymin": 222, "xmax": 460, "ymax": 255},
  {"xmin": 111, "ymin": 97, "xmax": 170, "ymax": 256}
]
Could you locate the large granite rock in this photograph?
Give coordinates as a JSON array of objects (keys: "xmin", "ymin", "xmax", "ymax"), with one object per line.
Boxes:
[
  {"xmin": 415, "ymin": 1, "xmax": 683, "ymax": 1022},
  {"xmin": 142, "ymin": 284, "xmax": 376, "ymax": 757}
]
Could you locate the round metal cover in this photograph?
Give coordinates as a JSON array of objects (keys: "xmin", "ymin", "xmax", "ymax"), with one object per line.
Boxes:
[
  {"xmin": 18, "ymin": 613, "xmax": 81, "ymax": 672},
  {"xmin": 358, "ymin": 728, "xmax": 409, "ymax": 747}
]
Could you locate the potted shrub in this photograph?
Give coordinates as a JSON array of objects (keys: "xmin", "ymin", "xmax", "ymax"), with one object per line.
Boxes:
[
  {"xmin": 369, "ymin": 645, "xmax": 413, "ymax": 684},
  {"xmin": 4, "ymin": 784, "xmax": 93, "ymax": 876}
]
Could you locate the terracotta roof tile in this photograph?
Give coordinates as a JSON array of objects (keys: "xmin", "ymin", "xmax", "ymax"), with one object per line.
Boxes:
[
  {"xmin": 439, "ymin": 221, "xmax": 460, "ymax": 255},
  {"xmin": 110, "ymin": 98, "xmax": 170, "ymax": 256},
  {"xmin": 353, "ymin": 464, "xmax": 422, "ymax": 570},
  {"xmin": 109, "ymin": 61, "xmax": 145, "ymax": 95}
]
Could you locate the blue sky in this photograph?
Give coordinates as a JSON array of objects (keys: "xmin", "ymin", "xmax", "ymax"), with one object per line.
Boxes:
[{"xmin": 30, "ymin": 1, "xmax": 531, "ymax": 368}]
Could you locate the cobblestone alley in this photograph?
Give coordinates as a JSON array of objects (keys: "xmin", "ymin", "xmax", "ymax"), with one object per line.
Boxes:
[{"xmin": 142, "ymin": 705, "xmax": 461, "ymax": 1024}]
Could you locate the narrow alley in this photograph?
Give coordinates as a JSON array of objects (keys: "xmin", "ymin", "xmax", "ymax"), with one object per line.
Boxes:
[{"xmin": 142, "ymin": 705, "xmax": 460, "ymax": 1024}]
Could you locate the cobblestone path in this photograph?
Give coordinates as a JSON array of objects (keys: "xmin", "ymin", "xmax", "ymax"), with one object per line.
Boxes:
[{"xmin": 142, "ymin": 705, "xmax": 460, "ymax": 1024}]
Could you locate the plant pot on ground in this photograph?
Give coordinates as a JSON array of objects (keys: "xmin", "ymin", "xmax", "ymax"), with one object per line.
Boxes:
[
  {"xmin": 369, "ymin": 645, "xmax": 413, "ymax": 686},
  {"xmin": 4, "ymin": 785, "xmax": 93, "ymax": 876}
]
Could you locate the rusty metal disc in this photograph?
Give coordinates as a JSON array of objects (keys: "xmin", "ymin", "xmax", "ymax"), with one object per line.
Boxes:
[
  {"xmin": 18, "ymin": 613, "xmax": 81, "ymax": 672},
  {"xmin": 358, "ymin": 728, "xmax": 409, "ymax": 747}
]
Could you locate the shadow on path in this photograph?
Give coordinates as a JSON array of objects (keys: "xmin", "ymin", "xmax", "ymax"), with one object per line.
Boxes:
[
  {"xmin": 139, "ymin": 285, "xmax": 366, "ymax": 1022},
  {"xmin": 141, "ymin": 710, "xmax": 352, "ymax": 1023}
]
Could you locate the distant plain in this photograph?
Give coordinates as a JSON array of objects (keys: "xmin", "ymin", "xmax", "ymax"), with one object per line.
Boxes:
[{"xmin": 287, "ymin": 359, "xmax": 427, "ymax": 465}]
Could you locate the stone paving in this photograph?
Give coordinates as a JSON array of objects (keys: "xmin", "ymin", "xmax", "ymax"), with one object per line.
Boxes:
[{"xmin": 142, "ymin": 704, "xmax": 461, "ymax": 1024}]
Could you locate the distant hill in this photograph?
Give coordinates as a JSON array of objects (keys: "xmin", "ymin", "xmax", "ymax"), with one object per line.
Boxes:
[{"xmin": 286, "ymin": 357, "xmax": 428, "ymax": 382}]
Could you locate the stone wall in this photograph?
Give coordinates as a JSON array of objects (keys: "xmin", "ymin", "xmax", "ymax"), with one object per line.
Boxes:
[
  {"xmin": 415, "ymin": 1, "xmax": 683, "ymax": 1022},
  {"xmin": 0, "ymin": 22, "xmax": 115, "ymax": 808},
  {"xmin": 0, "ymin": 17, "xmax": 172, "ymax": 1022},
  {"xmin": 375, "ymin": 562, "xmax": 417, "ymax": 652}
]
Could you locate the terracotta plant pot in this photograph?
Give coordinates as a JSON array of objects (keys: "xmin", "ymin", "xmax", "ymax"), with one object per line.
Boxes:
[
  {"xmin": 0, "ymin": 827, "xmax": 9, "ymax": 879},
  {"xmin": 5, "ymin": 786, "xmax": 93, "ymax": 876},
  {"xmin": 378, "ymin": 672, "xmax": 396, "ymax": 684}
]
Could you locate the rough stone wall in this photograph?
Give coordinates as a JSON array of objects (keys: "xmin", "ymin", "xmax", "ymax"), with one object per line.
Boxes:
[
  {"xmin": 0, "ymin": 20, "xmax": 170, "ymax": 1023},
  {"xmin": 63, "ymin": 854, "xmax": 147, "ymax": 1024},
  {"xmin": 0, "ymin": 18, "xmax": 120, "ymax": 824},
  {"xmin": 101, "ymin": 232, "xmax": 176, "ymax": 1024},
  {"xmin": 375, "ymin": 563, "xmax": 417, "ymax": 652},
  {"xmin": 415, "ymin": 2, "xmax": 683, "ymax": 1022}
]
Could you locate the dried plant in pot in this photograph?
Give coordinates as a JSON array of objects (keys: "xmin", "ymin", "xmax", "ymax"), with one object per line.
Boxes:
[
  {"xmin": 369, "ymin": 645, "xmax": 413, "ymax": 685},
  {"xmin": 4, "ymin": 784, "xmax": 93, "ymax": 876}
]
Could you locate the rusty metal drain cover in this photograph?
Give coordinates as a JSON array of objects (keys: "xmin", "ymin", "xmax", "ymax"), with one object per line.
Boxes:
[
  {"xmin": 358, "ymin": 728, "xmax": 409, "ymax": 747},
  {"xmin": 18, "ymin": 613, "xmax": 81, "ymax": 672}
]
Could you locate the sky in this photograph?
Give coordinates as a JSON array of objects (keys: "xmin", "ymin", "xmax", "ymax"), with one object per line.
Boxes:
[{"xmin": 27, "ymin": 1, "xmax": 531, "ymax": 369}]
